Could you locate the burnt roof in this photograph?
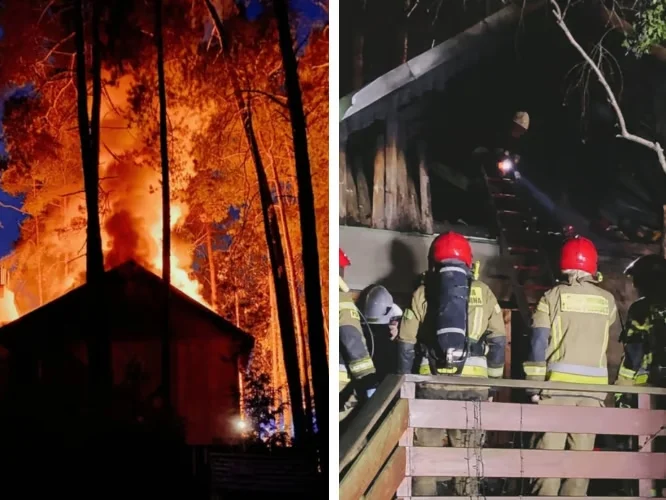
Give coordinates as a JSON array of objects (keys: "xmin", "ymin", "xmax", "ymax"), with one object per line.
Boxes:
[{"xmin": 0, "ymin": 260, "xmax": 254, "ymax": 353}]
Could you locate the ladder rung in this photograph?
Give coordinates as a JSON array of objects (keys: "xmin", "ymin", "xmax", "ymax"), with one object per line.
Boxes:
[
  {"xmin": 498, "ymin": 210, "xmax": 524, "ymax": 216},
  {"xmin": 492, "ymin": 193, "xmax": 517, "ymax": 199},
  {"xmin": 487, "ymin": 177, "xmax": 514, "ymax": 183}
]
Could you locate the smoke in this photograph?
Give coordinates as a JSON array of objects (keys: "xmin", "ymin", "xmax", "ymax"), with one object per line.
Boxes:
[{"xmin": 1, "ymin": 69, "xmax": 214, "ymax": 323}]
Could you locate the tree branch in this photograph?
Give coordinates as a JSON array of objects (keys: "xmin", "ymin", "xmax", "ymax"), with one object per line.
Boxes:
[
  {"xmin": 0, "ymin": 201, "xmax": 27, "ymax": 214},
  {"xmin": 240, "ymin": 89, "xmax": 288, "ymax": 108},
  {"xmin": 550, "ymin": 0, "xmax": 666, "ymax": 173}
]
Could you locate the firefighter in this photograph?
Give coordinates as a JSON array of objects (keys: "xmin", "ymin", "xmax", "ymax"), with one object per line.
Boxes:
[
  {"xmin": 339, "ymin": 248, "xmax": 378, "ymax": 424},
  {"xmin": 359, "ymin": 284, "xmax": 403, "ymax": 380},
  {"xmin": 613, "ymin": 254, "xmax": 666, "ymax": 500},
  {"xmin": 394, "ymin": 232, "xmax": 506, "ymax": 496},
  {"xmin": 473, "ymin": 110, "xmax": 530, "ymax": 178},
  {"xmin": 616, "ymin": 254, "xmax": 666, "ymax": 391},
  {"xmin": 524, "ymin": 236, "xmax": 618, "ymax": 497}
]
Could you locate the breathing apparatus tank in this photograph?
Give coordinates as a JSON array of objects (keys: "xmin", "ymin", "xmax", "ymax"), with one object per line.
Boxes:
[{"xmin": 428, "ymin": 232, "xmax": 475, "ymax": 374}]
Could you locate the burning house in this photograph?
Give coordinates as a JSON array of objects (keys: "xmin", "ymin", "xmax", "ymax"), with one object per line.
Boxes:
[{"xmin": 0, "ymin": 260, "xmax": 254, "ymax": 446}]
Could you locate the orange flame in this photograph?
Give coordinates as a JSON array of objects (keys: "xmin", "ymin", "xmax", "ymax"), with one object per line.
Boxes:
[
  {"xmin": 0, "ymin": 72, "xmax": 214, "ymax": 324},
  {"xmin": 0, "ymin": 288, "xmax": 19, "ymax": 326}
]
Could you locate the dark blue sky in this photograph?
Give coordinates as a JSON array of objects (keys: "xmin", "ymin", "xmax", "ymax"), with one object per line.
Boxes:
[{"xmin": 0, "ymin": 0, "xmax": 327, "ymax": 259}]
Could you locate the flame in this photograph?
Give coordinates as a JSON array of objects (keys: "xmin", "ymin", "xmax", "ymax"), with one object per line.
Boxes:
[
  {"xmin": 0, "ymin": 288, "xmax": 19, "ymax": 326},
  {"xmin": 0, "ymin": 71, "xmax": 215, "ymax": 324},
  {"xmin": 147, "ymin": 202, "xmax": 209, "ymax": 306}
]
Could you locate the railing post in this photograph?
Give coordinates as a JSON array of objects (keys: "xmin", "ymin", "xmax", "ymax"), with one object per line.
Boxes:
[
  {"xmin": 397, "ymin": 381, "xmax": 414, "ymax": 500},
  {"xmin": 638, "ymin": 392, "xmax": 656, "ymax": 498}
]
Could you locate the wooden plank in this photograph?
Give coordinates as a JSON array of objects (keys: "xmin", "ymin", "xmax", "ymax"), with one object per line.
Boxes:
[
  {"xmin": 371, "ymin": 133, "xmax": 386, "ymax": 229},
  {"xmin": 355, "ymin": 156, "xmax": 372, "ymax": 226},
  {"xmin": 400, "ymin": 381, "xmax": 415, "ymax": 399},
  {"xmin": 403, "ymin": 374, "xmax": 666, "ymax": 396},
  {"xmin": 362, "ymin": 446, "xmax": 406, "ymax": 500},
  {"xmin": 410, "ymin": 448, "xmax": 666, "ymax": 479},
  {"xmin": 340, "ymin": 399, "xmax": 409, "ymax": 500},
  {"xmin": 638, "ymin": 393, "xmax": 655, "ymax": 497},
  {"xmin": 396, "ymin": 475, "xmax": 411, "ymax": 497},
  {"xmin": 417, "ymin": 140, "xmax": 433, "ymax": 234},
  {"xmin": 384, "ymin": 115, "xmax": 398, "ymax": 229},
  {"xmin": 493, "ymin": 308, "xmax": 512, "ymax": 446},
  {"xmin": 340, "ymin": 374, "xmax": 405, "ymax": 472},
  {"xmin": 409, "ymin": 399, "xmax": 666, "ymax": 435},
  {"xmin": 502, "ymin": 309, "xmax": 511, "ymax": 382},
  {"xmin": 399, "ymin": 428, "xmax": 413, "ymax": 446}
]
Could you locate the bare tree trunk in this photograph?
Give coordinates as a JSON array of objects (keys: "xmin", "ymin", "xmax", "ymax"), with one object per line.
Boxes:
[
  {"xmin": 62, "ymin": 197, "xmax": 69, "ymax": 281},
  {"xmin": 205, "ymin": 0, "xmax": 307, "ymax": 443},
  {"xmin": 33, "ymin": 181, "xmax": 43, "ymax": 306},
  {"xmin": 155, "ymin": 0, "xmax": 172, "ymax": 410},
  {"xmin": 372, "ymin": 134, "xmax": 386, "ymax": 229},
  {"xmin": 273, "ymin": 0, "xmax": 329, "ymax": 473},
  {"xmin": 271, "ymin": 178, "xmax": 314, "ymax": 437},
  {"xmin": 206, "ymin": 223, "xmax": 217, "ymax": 309},
  {"xmin": 74, "ymin": 0, "xmax": 111, "ymax": 406},
  {"xmin": 235, "ymin": 291, "xmax": 240, "ymax": 327},
  {"xmin": 270, "ymin": 277, "xmax": 279, "ymax": 419}
]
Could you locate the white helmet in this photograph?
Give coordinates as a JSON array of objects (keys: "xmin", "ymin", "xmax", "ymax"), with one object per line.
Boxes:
[{"xmin": 361, "ymin": 285, "xmax": 403, "ymax": 325}]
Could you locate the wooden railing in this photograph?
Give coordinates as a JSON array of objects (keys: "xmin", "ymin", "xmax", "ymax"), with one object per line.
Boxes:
[{"xmin": 339, "ymin": 375, "xmax": 666, "ymax": 500}]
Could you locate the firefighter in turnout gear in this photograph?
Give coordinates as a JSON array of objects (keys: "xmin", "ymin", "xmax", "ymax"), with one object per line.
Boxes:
[
  {"xmin": 339, "ymin": 248, "xmax": 377, "ymax": 424},
  {"xmin": 615, "ymin": 254, "xmax": 666, "ymax": 497},
  {"xmin": 524, "ymin": 236, "xmax": 618, "ymax": 497},
  {"xmin": 359, "ymin": 285, "xmax": 403, "ymax": 380},
  {"xmin": 616, "ymin": 254, "xmax": 666, "ymax": 392},
  {"xmin": 395, "ymin": 232, "xmax": 506, "ymax": 496}
]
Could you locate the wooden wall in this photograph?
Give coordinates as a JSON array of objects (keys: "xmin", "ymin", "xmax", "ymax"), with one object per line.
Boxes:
[{"xmin": 341, "ymin": 113, "xmax": 433, "ymax": 234}]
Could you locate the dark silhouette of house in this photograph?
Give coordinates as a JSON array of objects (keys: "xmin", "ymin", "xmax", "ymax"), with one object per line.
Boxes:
[{"xmin": 0, "ymin": 260, "xmax": 254, "ymax": 446}]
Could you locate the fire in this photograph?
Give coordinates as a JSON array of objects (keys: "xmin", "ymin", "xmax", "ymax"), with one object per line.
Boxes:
[
  {"xmin": 0, "ymin": 288, "xmax": 19, "ymax": 326},
  {"xmin": 148, "ymin": 202, "xmax": 210, "ymax": 306},
  {"xmin": 0, "ymin": 72, "xmax": 214, "ymax": 325}
]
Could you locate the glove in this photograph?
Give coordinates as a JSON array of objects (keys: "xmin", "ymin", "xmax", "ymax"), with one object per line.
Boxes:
[
  {"xmin": 530, "ymin": 394, "xmax": 541, "ymax": 404},
  {"xmin": 388, "ymin": 320, "xmax": 399, "ymax": 341},
  {"xmin": 366, "ymin": 388, "xmax": 376, "ymax": 399}
]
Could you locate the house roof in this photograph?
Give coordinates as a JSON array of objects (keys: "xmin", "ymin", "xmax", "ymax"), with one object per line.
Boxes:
[
  {"xmin": 339, "ymin": 0, "xmax": 547, "ymax": 141},
  {"xmin": 0, "ymin": 260, "xmax": 254, "ymax": 353}
]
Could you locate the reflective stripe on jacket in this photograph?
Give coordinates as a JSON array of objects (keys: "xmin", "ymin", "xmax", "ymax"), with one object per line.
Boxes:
[
  {"xmin": 419, "ymin": 355, "xmax": 490, "ymax": 378},
  {"xmin": 523, "ymin": 271, "xmax": 617, "ymax": 390},
  {"xmin": 339, "ymin": 278, "xmax": 376, "ymax": 381}
]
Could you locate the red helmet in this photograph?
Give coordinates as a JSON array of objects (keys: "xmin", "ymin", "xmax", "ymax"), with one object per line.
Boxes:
[
  {"xmin": 560, "ymin": 236, "xmax": 597, "ymax": 274},
  {"xmin": 339, "ymin": 248, "xmax": 351, "ymax": 268},
  {"xmin": 431, "ymin": 232, "xmax": 472, "ymax": 267}
]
